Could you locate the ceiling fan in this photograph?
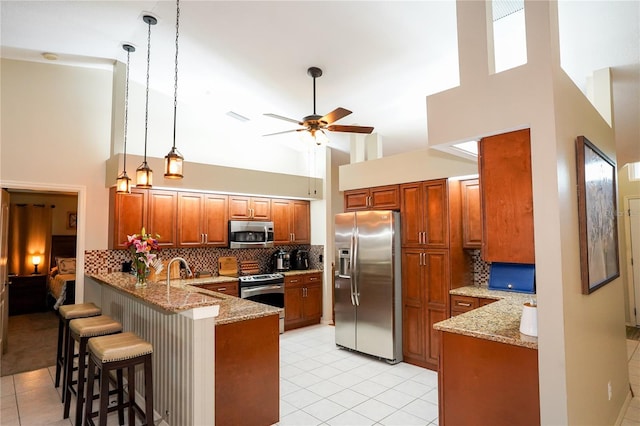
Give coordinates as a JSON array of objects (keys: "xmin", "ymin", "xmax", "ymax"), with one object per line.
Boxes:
[{"xmin": 263, "ymin": 67, "xmax": 374, "ymax": 144}]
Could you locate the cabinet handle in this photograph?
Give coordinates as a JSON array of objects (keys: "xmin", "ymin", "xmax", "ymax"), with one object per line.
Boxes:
[
  {"xmin": 367, "ymin": 196, "xmax": 371, "ymax": 207},
  {"xmin": 218, "ymin": 287, "xmax": 226, "ymax": 291},
  {"xmin": 204, "ymin": 234, "xmax": 208, "ymax": 244},
  {"xmin": 418, "ymin": 232, "xmax": 422, "ymax": 244},
  {"xmin": 457, "ymin": 302, "xmax": 472, "ymax": 307}
]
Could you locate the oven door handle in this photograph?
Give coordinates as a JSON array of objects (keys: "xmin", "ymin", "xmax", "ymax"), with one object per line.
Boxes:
[{"xmin": 241, "ymin": 284, "xmax": 284, "ymax": 297}]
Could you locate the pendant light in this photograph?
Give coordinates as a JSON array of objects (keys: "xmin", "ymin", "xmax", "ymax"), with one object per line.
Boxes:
[
  {"xmin": 164, "ymin": 0, "xmax": 184, "ymax": 179},
  {"xmin": 116, "ymin": 44, "xmax": 135, "ymax": 194},
  {"xmin": 136, "ymin": 14, "xmax": 157, "ymax": 189}
]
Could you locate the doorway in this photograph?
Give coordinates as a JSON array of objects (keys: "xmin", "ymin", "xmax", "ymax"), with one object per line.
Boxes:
[
  {"xmin": 629, "ymin": 197, "xmax": 640, "ymax": 326},
  {"xmin": 1, "ymin": 188, "xmax": 79, "ymax": 376}
]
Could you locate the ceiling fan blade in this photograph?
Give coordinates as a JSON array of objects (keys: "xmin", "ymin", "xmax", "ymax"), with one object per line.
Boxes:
[
  {"xmin": 327, "ymin": 124, "xmax": 374, "ymax": 134},
  {"xmin": 263, "ymin": 129, "xmax": 302, "ymax": 137},
  {"xmin": 320, "ymin": 107, "xmax": 352, "ymax": 125},
  {"xmin": 264, "ymin": 113, "xmax": 303, "ymax": 125}
]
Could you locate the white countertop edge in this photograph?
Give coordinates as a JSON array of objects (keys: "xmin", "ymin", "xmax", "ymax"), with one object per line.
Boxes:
[{"xmin": 179, "ymin": 304, "xmax": 220, "ymax": 320}]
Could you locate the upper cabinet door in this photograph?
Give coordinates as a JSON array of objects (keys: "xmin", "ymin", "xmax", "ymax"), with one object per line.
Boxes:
[
  {"xmin": 291, "ymin": 200, "xmax": 310, "ymax": 244},
  {"xmin": 400, "ymin": 182, "xmax": 424, "ymax": 247},
  {"xmin": 229, "ymin": 196, "xmax": 271, "ymax": 220},
  {"xmin": 177, "ymin": 192, "xmax": 204, "ymax": 247},
  {"xmin": 109, "ymin": 187, "xmax": 148, "ymax": 249},
  {"xmin": 147, "ymin": 190, "xmax": 178, "ymax": 248},
  {"xmin": 479, "ymin": 128, "xmax": 534, "ymax": 263},
  {"xmin": 271, "ymin": 199, "xmax": 292, "ymax": 244},
  {"xmin": 202, "ymin": 194, "xmax": 228, "ymax": 247},
  {"xmin": 422, "ymin": 179, "xmax": 448, "ymax": 248},
  {"xmin": 344, "ymin": 189, "xmax": 370, "ymax": 211},
  {"xmin": 369, "ymin": 185, "xmax": 400, "ymax": 210},
  {"xmin": 461, "ymin": 179, "xmax": 482, "ymax": 249}
]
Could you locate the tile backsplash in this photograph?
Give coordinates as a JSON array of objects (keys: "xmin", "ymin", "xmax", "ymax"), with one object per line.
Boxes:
[
  {"xmin": 85, "ymin": 245, "xmax": 324, "ymax": 276},
  {"xmin": 470, "ymin": 249, "xmax": 491, "ymax": 287}
]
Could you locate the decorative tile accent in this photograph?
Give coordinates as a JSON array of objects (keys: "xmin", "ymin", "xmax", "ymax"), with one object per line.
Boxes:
[
  {"xmin": 85, "ymin": 245, "xmax": 325, "ymax": 276},
  {"xmin": 469, "ymin": 249, "xmax": 491, "ymax": 288}
]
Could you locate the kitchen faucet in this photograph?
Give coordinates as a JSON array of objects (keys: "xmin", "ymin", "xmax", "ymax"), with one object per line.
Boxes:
[{"xmin": 166, "ymin": 257, "xmax": 193, "ymax": 287}]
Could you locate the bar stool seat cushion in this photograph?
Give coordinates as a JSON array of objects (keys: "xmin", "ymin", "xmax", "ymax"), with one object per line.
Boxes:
[
  {"xmin": 88, "ymin": 332, "xmax": 153, "ymax": 363},
  {"xmin": 59, "ymin": 302, "xmax": 101, "ymax": 320},
  {"xmin": 69, "ymin": 315, "xmax": 122, "ymax": 338}
]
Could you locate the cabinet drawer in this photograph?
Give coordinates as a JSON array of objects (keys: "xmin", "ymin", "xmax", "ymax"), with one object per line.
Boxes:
[
  {"xmin": 199, "ymin": 282, "xmax": 239, "ymax": 297},
  {"xmin": 450, "ymin": 295, "xmax": 479, "ymax": 313},
  {"xmin": 479, "ymin": 297, "xmax": 496, "ymax": 307}
]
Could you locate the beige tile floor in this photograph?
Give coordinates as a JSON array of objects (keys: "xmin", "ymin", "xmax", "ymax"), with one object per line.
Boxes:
[{"xmin": 1, "ymin": 332, "xmax": 640, "ymax": 425}]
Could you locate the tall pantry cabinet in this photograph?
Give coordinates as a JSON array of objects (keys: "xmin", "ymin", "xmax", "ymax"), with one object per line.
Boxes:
[{"xmin": 400, "ymin": 179, "xmax": 469, "ymax": 370}]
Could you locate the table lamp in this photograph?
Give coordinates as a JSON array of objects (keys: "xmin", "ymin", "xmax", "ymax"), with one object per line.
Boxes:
[{"xmin": 32, "ymin": 255, "xmax": 41, "ymax": 275}]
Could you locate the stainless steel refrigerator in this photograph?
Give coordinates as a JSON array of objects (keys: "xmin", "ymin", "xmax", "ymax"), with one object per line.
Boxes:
[{"xmin": 334, "ymin": 210, "xmax": 402, "ymax": 364}]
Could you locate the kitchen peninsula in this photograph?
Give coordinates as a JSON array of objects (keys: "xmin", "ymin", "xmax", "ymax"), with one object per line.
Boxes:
[
  {"xmin": 84, "ymin": 272, "xmax": 281, "ymax": 426},
  {"xmin": 433, "ymin": 287, "xmax": 539, "ymax": 426}
]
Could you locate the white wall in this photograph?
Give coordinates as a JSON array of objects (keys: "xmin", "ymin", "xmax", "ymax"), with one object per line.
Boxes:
[{"xmin": 1, "ymin": 59, "xmax": 113, "ymax": 250}]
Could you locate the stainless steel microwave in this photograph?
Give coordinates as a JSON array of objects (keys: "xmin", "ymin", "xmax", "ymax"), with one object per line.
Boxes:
[{"xmin": 228, "ymin": 220, "xmax": 275, "ymax": 248}]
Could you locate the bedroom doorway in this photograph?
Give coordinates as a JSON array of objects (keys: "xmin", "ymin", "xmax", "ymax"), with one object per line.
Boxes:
[{"xmin": 1, "ymin": 188, "xmax": 78, "ymax": 376}]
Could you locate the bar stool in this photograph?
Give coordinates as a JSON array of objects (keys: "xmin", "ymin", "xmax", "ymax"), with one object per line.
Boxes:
[
  {"xmin": 63, "ymin": 315, "xmax": 123, "ymax": 426},
  {"xmin": 56, "ymin": 303, "xmax": 102, "ymax": 399},
  {"xmin": 84, "ymin": 332, "xmax": 154, "ymax": 426}
]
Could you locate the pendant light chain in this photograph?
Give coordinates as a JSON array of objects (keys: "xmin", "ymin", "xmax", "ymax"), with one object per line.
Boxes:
[
  {"xmin": 143, "ymin": 18, "xmax": 151, "ymax": 162},
  {"xmin": 172, "ymin": 0, "xmax": 179, "ymax": 147},
  {"xmin": 123, "ymin": 48, "xmax": 131, "ymax": 173}
]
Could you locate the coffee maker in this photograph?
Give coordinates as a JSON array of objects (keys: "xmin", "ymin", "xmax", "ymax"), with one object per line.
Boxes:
[
  {"xmin": 291, "ymin": 249, "xmax": 310, "ymax": 270},
  {"xmin": 271, "ymin": 249, "xmax": 290, "ymax": 272}
]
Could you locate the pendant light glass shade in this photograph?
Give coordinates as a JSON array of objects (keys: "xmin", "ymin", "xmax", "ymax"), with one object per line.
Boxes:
[
  {"xmin": 116, "ymin": 43, "xmax": 135, "ymax": 194},
  {"xmin": 136, "ymin": 162, "xmax": 153, "ymax": 188},
  {"xmin": 136, "ymin": 14, "xmax": 157, "ymax": 189},
  {"xmin": 165, "ymin": 0, "xmax": 184, "ymax": 179},
  {"xmin": 164, "ymin": 147, "xmax": 183, "ymax": 178}
]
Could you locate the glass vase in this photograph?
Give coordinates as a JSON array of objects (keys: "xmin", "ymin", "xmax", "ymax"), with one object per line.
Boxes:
[{"xmin": 135, "ymin": 260, "xmax": 148, "ymax": 288}]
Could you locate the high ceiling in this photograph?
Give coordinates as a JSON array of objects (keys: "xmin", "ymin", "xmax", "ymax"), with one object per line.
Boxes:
[{"xmin": 1, "ymin": 1, "xmax": 638, "ymax": 166}]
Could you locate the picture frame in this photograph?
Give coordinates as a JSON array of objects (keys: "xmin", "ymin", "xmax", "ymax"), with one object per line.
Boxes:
[
  {"xmin": 67, "ymin": 211, "xmax": 77, "ymax": 230},
  {"xmin": 576, "ymin": 136, "xmax": 620, "ymax": 294}
]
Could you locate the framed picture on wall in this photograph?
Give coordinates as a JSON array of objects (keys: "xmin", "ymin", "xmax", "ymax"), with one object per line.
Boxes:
[
  {"xmin": 67, "ymin": 211, "xmax": 77, "ymax": 230},
  {"xmin": 576, "ymin": 136, "xmax": 620, "ymax": 294}
]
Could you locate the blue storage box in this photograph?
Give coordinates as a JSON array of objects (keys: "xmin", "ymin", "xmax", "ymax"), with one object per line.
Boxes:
[{"xmin": 488, "ymin": 262, "xmax": 535, "ymax": 294}]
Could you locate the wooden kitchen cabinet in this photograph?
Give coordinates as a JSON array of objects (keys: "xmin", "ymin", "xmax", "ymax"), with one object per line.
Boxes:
[
  {"xmin": 177, "ymin": 192, "xmax": 228, "ymax": 247},
  {"xmin": 147, "ymin": 190, "xmax": 178, "ymax": 248},
  {"xmin": 109, "ymin": 187, "xmax": 177, "ymax": 249},
  {"xmin": 479, "ymin": 129, "xmax": 535, "ymax": 263},
  {"xmin": 272, "ymin": 199, "xmax": 310, "ymax": 245},
  {"xmin": 284, "ymin": 273, "xmax": 322, "ymax": 330},
  {"xmin": 216, "ymin": 313, "xmax": 279, "ymax": 426},
  {"xmin": 228, "ymin": 196, "xmax": 271, "ymax": 220},
  {"xmin": 461, "ymin": 179, "xmax": 482, "ymax": 249},
  {"xmin": 401, "ymin": 248, "xmax": 449, "ymax": 370},
  {"xmin": 400, "ymin": 179, "xmax": 448, "ymax": 248},
  {"xmin": 198, "ymin": 281, "xmax": 238, "ymax": 297},
  {"xmin": 344, "ymin": 184, "xmax": 400, "ymax": 211},
  {"xmin": 109, "ymin": 187, "xmax": 148, "ymax": 249},
  {"xmin": 439, "ymin": 331, "xmax": 540, "ymax": 425}
]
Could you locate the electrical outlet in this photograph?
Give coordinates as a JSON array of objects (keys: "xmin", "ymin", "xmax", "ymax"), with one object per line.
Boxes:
[
  {"xmin": 608, "ymin": 380, "xmax": 612, "ymax": 400},
  {"xmin": 319, "ymin": 254, "xmax": 323, "ymax": 263}
]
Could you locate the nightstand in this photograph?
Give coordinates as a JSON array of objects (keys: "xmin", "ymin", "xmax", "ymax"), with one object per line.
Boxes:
[{"xmin": 8, "ymin": 274, "xmax": 48, "ymax": 315}]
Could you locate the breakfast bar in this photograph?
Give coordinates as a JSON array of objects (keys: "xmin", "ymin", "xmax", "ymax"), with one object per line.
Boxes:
[{"xmin": 84, "ymin": 272, "xmax": 281, "ymax": 426}]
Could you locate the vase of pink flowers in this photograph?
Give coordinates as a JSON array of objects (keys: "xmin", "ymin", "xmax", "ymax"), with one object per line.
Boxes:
[{"xmin": 126, "ymin": 228, "xmax": 160, "ymax": 287}]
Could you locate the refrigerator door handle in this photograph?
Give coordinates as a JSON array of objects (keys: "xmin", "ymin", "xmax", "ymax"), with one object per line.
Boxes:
[
  {"xmin": 349, "ymin": 233, "xmax": 357, "ymax": 306},
  {"xmin": 353, "ymin": 228, "xmax": 360, "ymax": 306}
]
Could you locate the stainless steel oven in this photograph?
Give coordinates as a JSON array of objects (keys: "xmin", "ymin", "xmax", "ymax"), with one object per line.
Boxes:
[{"xmin": 239, "ymin": 273, "xmax": 285, "ymax": 333}]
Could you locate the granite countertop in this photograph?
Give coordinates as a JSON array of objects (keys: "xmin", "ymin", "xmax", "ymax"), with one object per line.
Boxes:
[
  {"xmin": 87, "ymin": 273, "xmax": 280, "ymax": 325},
  {"xmin": 433, "ymin": 286, "xmax": 538, "ymax": 349}
]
